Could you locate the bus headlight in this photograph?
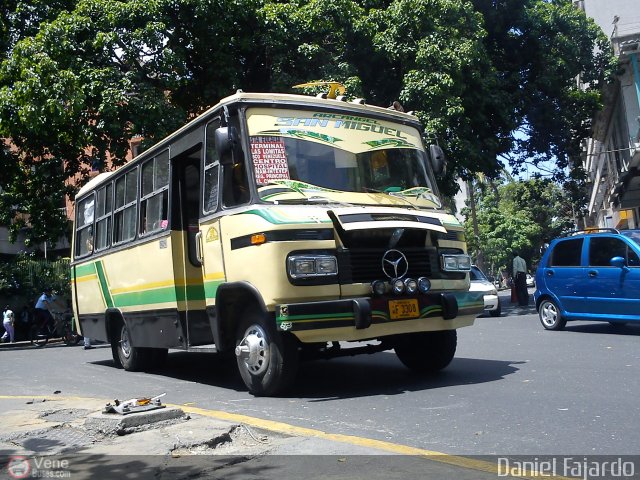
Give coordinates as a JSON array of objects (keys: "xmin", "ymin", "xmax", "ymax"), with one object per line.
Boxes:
[
  {"xmin": 288, "ymin": 255, "xmax": 338, "ymax": 278},
  {"xmin": 441, "ymin": 254, "xmax": 472, "ymax": 272}
]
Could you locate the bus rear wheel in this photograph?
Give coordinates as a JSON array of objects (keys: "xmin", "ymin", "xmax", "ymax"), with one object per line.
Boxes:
[
  {"xmin": 235, "ymin": 312, "xmax": 298, "ymax": 396},
  {"xmin": 111, "ymin": 320, "xmax": 153, "ymax": 371},
  {"xmin": 394, "ymin": 330, "xmax": 457, "ymax": 373}
]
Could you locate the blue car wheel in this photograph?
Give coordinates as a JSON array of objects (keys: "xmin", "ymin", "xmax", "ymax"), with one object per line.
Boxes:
[{"xmin": 539, "ymin": 298, "xmax": 566, "ymax": 331}]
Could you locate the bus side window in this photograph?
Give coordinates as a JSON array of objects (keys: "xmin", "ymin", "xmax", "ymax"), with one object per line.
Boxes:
[
  {"xmin": 75, "ymin": 195, "xmax": 95, "ymax": 258},
  {"xmin": 95, "ymin": 184, "xmax": 112, "ymax": 251},
  {"xmin": 140, "ymin": 150, "xmax": 169, "ymax": 235},
  {"xmin": 114, "ymin": 169, "xmax": 138, "ymax": 244}
]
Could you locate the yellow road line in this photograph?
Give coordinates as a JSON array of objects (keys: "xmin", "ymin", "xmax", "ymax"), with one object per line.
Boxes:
[{"xmin": 0, "ymin": 395, "xmax": 571, "ymax": 479}]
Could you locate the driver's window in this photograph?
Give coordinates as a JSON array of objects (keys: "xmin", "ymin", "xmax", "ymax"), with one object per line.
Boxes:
[{"xmin": 204, "ymin": 120, "xmax": 221, "ymax": 213}]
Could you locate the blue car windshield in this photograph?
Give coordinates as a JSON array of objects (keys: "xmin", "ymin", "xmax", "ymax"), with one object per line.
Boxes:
[{"xmin": 621, "ymin": 230, "xmax": 640, "ymax": 247}]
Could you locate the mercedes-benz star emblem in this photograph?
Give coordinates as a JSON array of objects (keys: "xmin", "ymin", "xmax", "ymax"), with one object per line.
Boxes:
[{"xmin": 381, "ymin": 249, "xmax": 409, "ymax": 279}]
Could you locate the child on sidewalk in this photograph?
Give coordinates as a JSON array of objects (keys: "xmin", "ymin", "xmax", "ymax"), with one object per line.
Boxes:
[{"xmin": 2, "ymin": 305, "xmax": 15, "ymax": 343}]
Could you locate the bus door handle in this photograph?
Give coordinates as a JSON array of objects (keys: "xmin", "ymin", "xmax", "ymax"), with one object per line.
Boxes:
[{"xmin": 195, "ymin": 231, "xmax": 203, "ymax": 264}]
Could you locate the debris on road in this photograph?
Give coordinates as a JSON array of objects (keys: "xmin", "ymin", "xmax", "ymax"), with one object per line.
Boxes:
[{"xmin": 103, "ymin": 393, "xmax": 166, "ymax": 415}]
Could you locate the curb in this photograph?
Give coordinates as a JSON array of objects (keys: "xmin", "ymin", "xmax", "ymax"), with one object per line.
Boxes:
[{"xmin": 0, "ymin": 338, "xmax": 64, "ymax": 350}]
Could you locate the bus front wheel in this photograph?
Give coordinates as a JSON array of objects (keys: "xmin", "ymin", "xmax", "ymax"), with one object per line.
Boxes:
[
  {"xmin": 234, "ymin": 312, "xmax": 298, "ymax": 396},
  {"xmin": 111, "ymin": 320, "xmax": 152, "ymax": 371}
]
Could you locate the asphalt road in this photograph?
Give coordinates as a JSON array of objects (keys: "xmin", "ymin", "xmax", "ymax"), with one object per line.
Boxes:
[{"xmin": 3, "ymin": 289, "xmax": 640, "ymax": 457}]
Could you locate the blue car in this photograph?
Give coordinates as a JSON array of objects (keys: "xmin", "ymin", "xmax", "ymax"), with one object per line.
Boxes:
[{"xmin": 534, "ymin": 228, "xmax": 640, "ymax": 330}]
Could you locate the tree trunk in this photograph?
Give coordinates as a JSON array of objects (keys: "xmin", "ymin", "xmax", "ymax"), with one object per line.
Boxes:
[{"xmin": 466, "ymin": 179, "xmax": 485, "ymax": 272}]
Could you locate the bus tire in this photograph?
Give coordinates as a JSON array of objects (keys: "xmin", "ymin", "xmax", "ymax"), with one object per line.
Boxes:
[
  {"xmin": 394, "ymin": 330, "xmax": 457, "ymax": 373},
  {"xmin": 235, "ymin": 311, "xmax": 298, "ymax": 396},
  {"xmin": 111, "ymin": 319, "xmax": 152, "ymax": 371}
]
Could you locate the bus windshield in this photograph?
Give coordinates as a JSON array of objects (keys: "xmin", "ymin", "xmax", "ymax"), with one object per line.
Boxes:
[{"xmin": 246, "ymin": 108, "xmax": 441, "ymax": 208}]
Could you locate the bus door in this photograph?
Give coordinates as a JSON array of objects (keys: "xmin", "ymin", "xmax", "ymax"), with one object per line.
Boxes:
[
  {"xmin": 172, "ymin": 148, "xmax": 211, "ymax": 347},
  {"xmin": 196, "ymin": 120, "xmax": 226, "ymax": 347}
]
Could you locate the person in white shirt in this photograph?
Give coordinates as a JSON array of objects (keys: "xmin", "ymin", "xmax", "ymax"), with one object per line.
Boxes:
[
  {"xmin": 512, "ymin": 251, "xmax": 529, "ymax": 306},
  {"xmin": 2, "ymin": 305, "xmax": 15, "ymax": 343}
]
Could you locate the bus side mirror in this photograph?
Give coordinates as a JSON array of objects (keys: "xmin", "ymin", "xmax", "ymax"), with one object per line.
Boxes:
[
  {"xmin": 215, "ymin": 127, "xmax": 239, "ymax": 165},
  {"xmin": 429, "ymin": 145, "xmax": 446, "ymax": 175}
]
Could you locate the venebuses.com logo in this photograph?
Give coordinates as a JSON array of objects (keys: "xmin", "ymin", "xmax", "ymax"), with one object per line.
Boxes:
[
  {"xmin": 5, "ymin": 456, "xmax": 70, "ymax": 479},
  {"xmin": 6, "ymin": 456, "xmax": 31, "ymax": 479}
]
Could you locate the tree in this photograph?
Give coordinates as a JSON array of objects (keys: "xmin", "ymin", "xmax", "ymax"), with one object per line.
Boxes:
[
  {"xmin": 463, "ymin": 178, "xmax": 574, "ymax": 276},
  {"xmin": 0, "ymin": 0, "xmax": 613, "ymax": 247}
]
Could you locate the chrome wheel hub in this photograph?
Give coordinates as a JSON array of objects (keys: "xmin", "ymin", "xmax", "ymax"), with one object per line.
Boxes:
[
  {"xmin": 541, "ymin": 302, "xmax": 557, "ymax": 327},
  {"xmin": 235, "ymin": 324, "xmax": 270, "ymax": 375},
  {"xmin": 120, "ymin": 326, "xmax": 131, "ymax": 358}
]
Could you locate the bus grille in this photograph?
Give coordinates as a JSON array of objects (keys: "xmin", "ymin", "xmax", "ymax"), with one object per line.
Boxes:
[{"xmin": 337, "ymin": 248, "xmax": 436, "ymax": 284}]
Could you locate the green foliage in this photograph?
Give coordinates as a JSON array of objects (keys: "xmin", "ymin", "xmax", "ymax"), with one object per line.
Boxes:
[
  {"xmin": 463, "ymin": 179, "xmax": 574, "ymax": 274},
  {"xmin": 0, "ymin": 253, "xmax": 70, "ymax": 299},
  {"xmin": 0, "ymin": 0, "xmax": 613, "ymax": 246}
]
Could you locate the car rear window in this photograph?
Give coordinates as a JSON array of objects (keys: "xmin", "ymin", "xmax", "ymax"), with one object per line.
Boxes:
[{"xmin": 550, "ymin": 238, "xmax": 583, "ymax": 266}]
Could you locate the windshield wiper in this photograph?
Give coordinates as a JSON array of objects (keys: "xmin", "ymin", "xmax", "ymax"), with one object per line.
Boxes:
[{"xmin": 273, "ymin": 195, "xmax": 352, "ymax": 207}]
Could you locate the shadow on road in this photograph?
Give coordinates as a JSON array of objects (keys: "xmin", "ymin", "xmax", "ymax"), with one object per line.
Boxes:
[
  {"xmin": 562, "ymin": 322, "xmax": 640, "ymax": 336},
  {"xmin": 91, "ymin": 352, "xmax": 524, "ymax": 400},
  {"xmin": 295, "ymin": 356, "xmax": 524, "ymax": 401}
]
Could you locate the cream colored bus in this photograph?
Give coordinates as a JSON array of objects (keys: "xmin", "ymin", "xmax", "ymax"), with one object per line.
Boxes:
[{"xmin": 71, "ymin": 90, "xmax": 483, "ymax": 396}]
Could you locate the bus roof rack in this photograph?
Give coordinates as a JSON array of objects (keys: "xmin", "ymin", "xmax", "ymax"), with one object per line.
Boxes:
[{"xmin": 562, "ymin": 228, "xmax": 620, "ymax": 237}]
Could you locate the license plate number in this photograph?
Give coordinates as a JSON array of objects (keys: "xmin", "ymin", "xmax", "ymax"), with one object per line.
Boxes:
[{"xmin": 389, "ymin": 299, "xmax": 419, "ymax": 320}]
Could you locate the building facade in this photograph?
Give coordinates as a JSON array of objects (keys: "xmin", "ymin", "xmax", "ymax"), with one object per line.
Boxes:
[{"xmin": 579, "ymin": 0, "xmax": 640, "ymax": 229}]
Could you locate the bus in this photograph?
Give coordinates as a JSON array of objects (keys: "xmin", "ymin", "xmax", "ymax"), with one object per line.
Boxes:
[{"xmin": 71, "ymin": 88, "xmax": 484, "ymax": 396}]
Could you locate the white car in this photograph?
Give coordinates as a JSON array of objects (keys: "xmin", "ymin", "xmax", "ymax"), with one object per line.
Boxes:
[
  {"xmin": 470, "ymin": 265, "xmax": 501, "ymax": 317},
  {"xmin": 526, "ymin": 273, "xmax": 535, "ymax": 288}
]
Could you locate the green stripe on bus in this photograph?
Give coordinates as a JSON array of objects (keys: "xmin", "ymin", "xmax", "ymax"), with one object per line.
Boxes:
[
  {"xmin": 112, "ymin": 284, "xmax": 206, "ymax": 307},
  {"xmin": 204, "ymin": 280, "xmax": 224, "ymax": 298},
  {"xmin": 94, "ymin": 261, "xmax": 114, "ymax": 308},
  {"xmin": 74, "ymin": 262, "xmax": 97, "ymax": 278},
  {"xmin": 276, "ymin": 312, "xmax": 353, "ymax": 322},
  {"xmin": 113, "ymin": 286, "xmax": 177, "ymax": 307}
]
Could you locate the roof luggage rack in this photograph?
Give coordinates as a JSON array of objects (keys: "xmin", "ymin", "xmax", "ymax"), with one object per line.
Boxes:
[{"xmin": 562, "ymin": 227, "xmax": 620, "ymax": 237}]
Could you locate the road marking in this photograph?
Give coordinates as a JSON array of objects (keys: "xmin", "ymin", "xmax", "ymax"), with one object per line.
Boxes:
[{"xmin": 0, "ymin": 395, "xmax": 570, "ymax": 479}]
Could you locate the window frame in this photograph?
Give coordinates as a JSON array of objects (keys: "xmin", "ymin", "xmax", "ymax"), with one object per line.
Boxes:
[
  {"xmin": 549, "ymin": 238, "xmax": 584, "ymax": 267},
  {"xmin": 74, "ymin": 193, "xmax": 96, "ymax": 259},
  {"xmin": 139, "ymin": 150, "xmax": 170, "ymax": 236},
  {"xmin": 588, "ymin": 236, "xmax": 640, "ymax": 267},
  {"xmin": 94, "ymin": 183, "xmax": 113, "ymax": 252},
  {"xmin": 113, "ymin": 168, "xmax": 139, "ymax": 245},
  {"xmin": 203, "ymin": 119, "xmax": 221, "ymax": 214}
]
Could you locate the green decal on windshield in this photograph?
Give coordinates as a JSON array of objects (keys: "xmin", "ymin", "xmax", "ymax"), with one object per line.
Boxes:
[
  {"xmin": 364, "ymin": 138, "xmax": 415, "ymax": 149},
  {"xmin": 259, "ymin": 129, "xmax": 342, "ymax": 145}
]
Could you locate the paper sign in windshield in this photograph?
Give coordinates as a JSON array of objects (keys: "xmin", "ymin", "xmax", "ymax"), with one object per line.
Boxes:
[{"xmin": 251, "ymin": 136, "xmax": 290, "ymax": 184}]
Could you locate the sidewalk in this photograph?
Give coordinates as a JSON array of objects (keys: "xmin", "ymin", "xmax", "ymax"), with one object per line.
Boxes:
[
  {"xmin": 0, "ymin": 338, "xmax": 63, "ymax": 350},
  {"xmin": 0, "ymin": 395, "xmax": 511, "ymax": 480}
]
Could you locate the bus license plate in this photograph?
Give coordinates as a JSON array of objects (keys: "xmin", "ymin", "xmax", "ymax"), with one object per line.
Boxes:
[{"xmin": 389, "ymin": 299, "xmax": 419, "ymax": 320}]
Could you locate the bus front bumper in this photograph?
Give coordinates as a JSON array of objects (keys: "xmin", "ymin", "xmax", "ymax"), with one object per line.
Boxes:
[{"xmin": 275, "ymin": 291, "xmax": 484, "ymax": 343}]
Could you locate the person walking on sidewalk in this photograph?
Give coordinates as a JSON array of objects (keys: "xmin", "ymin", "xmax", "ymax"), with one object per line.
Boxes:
[
  {"xmin": 2, "ymin": 305, "xmax": 15, "ymax": 343},
  {"xmin": 512, "ymin": 251, "xmax": 529, "ymax": 306}
]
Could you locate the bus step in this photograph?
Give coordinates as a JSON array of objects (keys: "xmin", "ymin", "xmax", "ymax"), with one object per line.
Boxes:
[{"xmin": 187, "ymin": 344, "xmax": 218, "ymax": 353}]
